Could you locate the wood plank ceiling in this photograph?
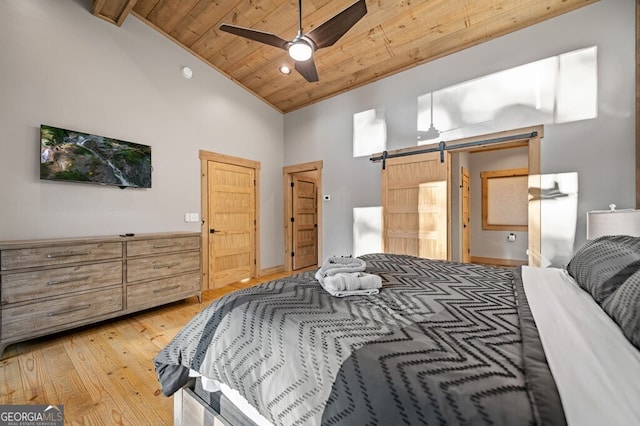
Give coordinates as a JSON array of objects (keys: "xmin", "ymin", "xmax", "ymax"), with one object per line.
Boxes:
[{"xmin": 92, "ymin": 0, "xmax": 597, "ymax": 113}]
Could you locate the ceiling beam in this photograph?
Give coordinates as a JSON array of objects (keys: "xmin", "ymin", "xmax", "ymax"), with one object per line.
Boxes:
[{"xmin": 92, "ymin": 0, "xmax": 138, "ymax": 27}]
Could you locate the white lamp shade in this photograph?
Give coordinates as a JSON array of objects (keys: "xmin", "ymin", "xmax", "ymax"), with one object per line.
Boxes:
[
  {"xmin": 586, "ymin": 209, "xmax": 640, "ymax": 240},
  {"xmin": 288, "ymin": 41, "xmax": 313, "ymax": 61}
]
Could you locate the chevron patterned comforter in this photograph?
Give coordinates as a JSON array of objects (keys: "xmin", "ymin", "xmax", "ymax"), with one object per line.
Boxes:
[{"xmin": 155, "ymin": 253, "xmax": 566, "ymax": 425}]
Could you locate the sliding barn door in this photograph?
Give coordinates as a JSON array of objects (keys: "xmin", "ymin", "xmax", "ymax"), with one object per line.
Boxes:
[
  {"xmin": 207, "ymin": 161, "xmax": 255, "ymax": 287},
  {"xmin": 382, "ymin": 152, "xmax": 449, "ymax": 260}
]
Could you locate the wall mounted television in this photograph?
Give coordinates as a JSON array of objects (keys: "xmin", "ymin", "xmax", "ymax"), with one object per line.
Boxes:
[{"xmin": 40, "ymin": 124, "xmax": 152, "ymax": 188}]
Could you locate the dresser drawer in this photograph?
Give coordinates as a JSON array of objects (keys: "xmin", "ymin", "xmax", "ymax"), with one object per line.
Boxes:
[
  {"xmin": 1, "ymin": 242, "xmax": 123, "ymax": 271},
  {"xmin": 127, "ymin": 273, "xmax": 200, "ymax": 311},
  {"xmin": 1, "ymin": 261, "xmax": 122, "ymax": 305},
  {"xmin": 126, "ymin": 251, "xmax": 200, "ymax": 282},
  {"xmin": 127, "ymin": 236, "xmax": 200, "ymax": 257},
  {"xmin": 1, "ymin": 287, "xmax": 123, "ymax": 340}
]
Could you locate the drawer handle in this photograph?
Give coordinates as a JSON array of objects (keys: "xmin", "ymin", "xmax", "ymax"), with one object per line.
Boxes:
[
  {"xmin": 153, "ymin": 243, "xmax": 178, "ymax": 249},
  {"xmin": 47, "ymin": 276, "xmax": 90, "ymax": 286},
  {"xmin": 47, "ymin": 304, "xmax": 91, "ymax": 317},
  {"xmin": 45, "ymin": 250, "xmax": 91, "ymax": 259},
  {"xmin": 153, "ymin": 285, "xmax": 181, "ymax": 294},
  {"xmin": 153, "ymin": 262, "xmax": 180, "ymax": 269}
]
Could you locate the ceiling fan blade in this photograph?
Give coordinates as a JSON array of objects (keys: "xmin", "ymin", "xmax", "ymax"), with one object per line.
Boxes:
[
  {"xmin": 305, "ymin": 0, "xmax": 367, "ymax": 49},
  {"xmin": 219, "ymin": 24, "xmax": 289, "ymax": 50},
  {"xmin": 295, "ymin": 58, "xmax": 319, "ymax": 82}
]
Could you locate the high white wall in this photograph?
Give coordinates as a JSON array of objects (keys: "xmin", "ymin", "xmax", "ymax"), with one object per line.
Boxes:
[
  {"xmin": 284, "ymin": 0, "xmax": 635, "ymax": 265},
  {"xmin": 0, "ymin": 0, "xmax": 285, "ymax": 269},
  {"xmin": 1, "ymin": 1, "xmax": 634, "ymax": 270}
]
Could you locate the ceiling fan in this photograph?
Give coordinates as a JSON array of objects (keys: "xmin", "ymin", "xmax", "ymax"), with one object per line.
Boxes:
[{"xmin": 219, "ymin": 0, "xmax": 367, "ymax": 82}]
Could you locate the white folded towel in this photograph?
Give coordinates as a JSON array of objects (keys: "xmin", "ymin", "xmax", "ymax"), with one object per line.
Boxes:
[
  {"xmin": 321, "ymin": 272, "xmax": 382, "ymax": 297},
  {"xmin": 314, "ymin": 256, "xmax": 382, "ymax": 297},
  {"xmin": 315, "ymin": 256, "xmax": 366, "ymax": 282},
  {"xmin": 330, "ymin": 288, "xmax": 380, "ymax": 298}
]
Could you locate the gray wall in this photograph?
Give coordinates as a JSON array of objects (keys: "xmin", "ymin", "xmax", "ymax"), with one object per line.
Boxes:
[
  {"xmin": 1, "ymin": 0, "xmax": 634, "ymax": 270},
  {"xmin": 0, "ymin": 0, "xmax": 285, "ymax": 269},
  {"xmin": 284, "ymin": 0, "xmax": 635, "ymax": 264}
]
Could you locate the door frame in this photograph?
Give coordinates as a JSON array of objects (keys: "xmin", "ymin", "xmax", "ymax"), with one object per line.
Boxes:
[
  {"xmin": 446, "ymin": 126, "xmax": 542, "ymax": 265},
  {"xmin": 200, "ymin": 150, "xmax": 261, "ymax": 290},
  {"xmin": 461, "ymin": 166, "xmax": 471, "ymax": 263},
  {"xmin": 283, "ymin": 160, "xmax": 323, "ymax": 272}
]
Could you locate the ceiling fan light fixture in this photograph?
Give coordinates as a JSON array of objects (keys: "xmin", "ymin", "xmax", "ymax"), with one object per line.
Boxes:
[{"xmin": 288, "ymin": 40, "xmax": 313, "ymax": 61}]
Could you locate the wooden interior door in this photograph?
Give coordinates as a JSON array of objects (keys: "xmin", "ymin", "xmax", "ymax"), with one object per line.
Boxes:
[
  {"xmin": 461, "ymin": 166, "xmax": 470, "ymax": 263},
  {"xmin": 207, "ymin": 161, "xmax": 255, "ymax": 287},
  {"xmin": 291, "ymin": 175, "xmax": 318, "ymax": 270},
  {"xmin": 382, "ymin": 152, "xmax": 449, "ymax": 259}
]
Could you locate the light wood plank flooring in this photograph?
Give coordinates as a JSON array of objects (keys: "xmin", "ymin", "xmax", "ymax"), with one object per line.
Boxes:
[{"xmin": 0, "ymin": 269, "xmax": 304, "ymax": 425}]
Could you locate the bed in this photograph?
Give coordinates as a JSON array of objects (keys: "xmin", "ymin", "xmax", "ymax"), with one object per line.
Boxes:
[{"xmin": 155, "ymin": 236, "xmax": 640, "ymax": 426}]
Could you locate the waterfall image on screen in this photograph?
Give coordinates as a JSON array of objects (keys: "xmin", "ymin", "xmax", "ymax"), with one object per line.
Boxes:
[{"xmin": 40, "ymin": 124, "xmax": 152, "ymax": 188}]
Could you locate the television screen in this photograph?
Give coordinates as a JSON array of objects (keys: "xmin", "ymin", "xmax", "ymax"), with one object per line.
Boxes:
[{"xmin": 40, "ymin": 124, "xmax": 152, "ymax": 188}]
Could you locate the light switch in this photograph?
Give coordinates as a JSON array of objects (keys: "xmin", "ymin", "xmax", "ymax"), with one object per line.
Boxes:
[{"xmin": 184, "ymin": 213, "xmax": 200, "ymax": 222}]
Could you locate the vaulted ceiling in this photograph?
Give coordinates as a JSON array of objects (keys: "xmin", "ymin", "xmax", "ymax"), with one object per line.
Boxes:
[{"xmin": 92, "ymin": 0, "xmax": 596, "ymax": 113}]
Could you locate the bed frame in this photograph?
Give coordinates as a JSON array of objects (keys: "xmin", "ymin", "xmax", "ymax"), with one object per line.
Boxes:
[{"xmin": 174, "ymin": 380, "xmax": 259, "ymax": 426}]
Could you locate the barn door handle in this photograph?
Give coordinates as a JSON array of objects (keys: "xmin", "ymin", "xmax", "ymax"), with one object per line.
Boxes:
[{"xmin": 210, "ymin": 229, "xmax": 216, "ymax": 234}]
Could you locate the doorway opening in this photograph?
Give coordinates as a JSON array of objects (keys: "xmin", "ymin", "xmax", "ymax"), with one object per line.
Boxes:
[{"xmin": 452, "ymin": 146, "xmax": 531, "ymax": 268}]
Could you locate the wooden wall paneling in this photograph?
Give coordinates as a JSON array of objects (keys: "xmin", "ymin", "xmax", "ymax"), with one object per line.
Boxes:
[{"xmin": 94, "ymin": 0, "xmax": 596, "ymax": 112}]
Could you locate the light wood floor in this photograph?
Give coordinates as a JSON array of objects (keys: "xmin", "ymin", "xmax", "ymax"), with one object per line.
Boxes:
[{"xmin": 0, "ymin": 270, "xmax": 303, "ymax": 425}]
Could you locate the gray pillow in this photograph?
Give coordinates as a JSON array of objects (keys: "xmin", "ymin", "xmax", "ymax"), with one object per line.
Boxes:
[
  {"xmin": 566, "ymin": 235, "xmax": 640, "ymax": 304},
  {"xmin": 602, "ymin": 269, "xmax": 640, "ymax": 349}
]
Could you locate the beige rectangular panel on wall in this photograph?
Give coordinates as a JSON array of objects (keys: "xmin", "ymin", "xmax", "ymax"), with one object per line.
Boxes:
[
  {"xmin": 481, "ymin": 168, "xmax": 528, "ymax": 231},
  {"xmin": 382, "ymin": 152, "xmax": 449, "ymax": 260}
]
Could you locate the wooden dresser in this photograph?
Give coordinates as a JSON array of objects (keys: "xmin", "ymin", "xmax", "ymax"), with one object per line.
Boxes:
[{"xmin": 0, "ymin": 232, "xmax": 201, "ymax": 357}]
